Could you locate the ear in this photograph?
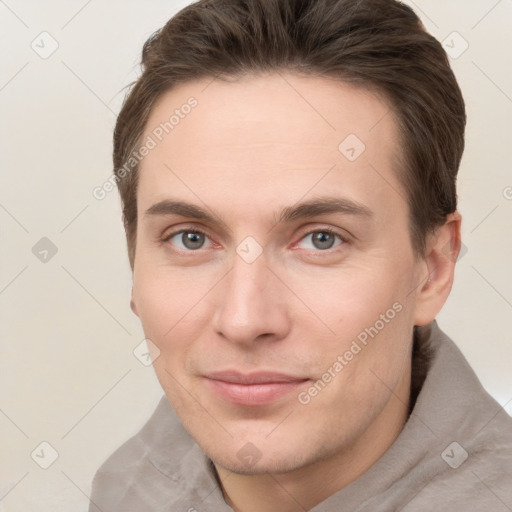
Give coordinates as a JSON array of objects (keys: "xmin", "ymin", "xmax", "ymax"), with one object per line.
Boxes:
[
  {"xmin": 413, "ymin": 211, "xmax": 462, "ymax": 326},
  {"xmin": 130, "ymin": 287, "xmax": 139, "ymax": 317}
]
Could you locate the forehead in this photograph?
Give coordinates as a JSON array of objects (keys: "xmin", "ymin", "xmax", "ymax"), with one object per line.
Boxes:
[{"xmin": 137, "ymin": 73, "xmax": 405, "ymax": 222}]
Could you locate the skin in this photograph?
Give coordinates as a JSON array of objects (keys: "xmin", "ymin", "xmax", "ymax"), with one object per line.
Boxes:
[{"xmin": 130, "ymin": 72, "xmax": 461, "ymax": 511}]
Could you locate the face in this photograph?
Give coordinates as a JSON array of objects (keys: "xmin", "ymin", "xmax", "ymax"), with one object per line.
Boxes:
[{"xmin": 131, "ymin": 73, "xmax": 428, "ymax": 475}]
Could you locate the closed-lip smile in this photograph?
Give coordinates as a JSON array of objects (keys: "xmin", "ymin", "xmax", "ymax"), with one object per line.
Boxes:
[{"xmin": 203, "ymin": 371, "xmax": 309, "ymax": 406}]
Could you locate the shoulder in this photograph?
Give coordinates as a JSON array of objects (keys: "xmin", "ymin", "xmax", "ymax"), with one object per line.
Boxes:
[
  {"xmin": 407, "ymin": 322, "xmax": 512, "ymax": 509},
  {"xmin": 88, "ymin": 396, "xmax": 193, "ymax": 512},
  {"xmin": 417, "ymin": 421, "xmax": 512, "ymax": 510}
]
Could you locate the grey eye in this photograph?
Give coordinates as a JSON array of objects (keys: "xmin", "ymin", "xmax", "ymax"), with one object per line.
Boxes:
[
  {"xmin": 298, "ymin": 231, "xmax": 342, "ymax": 251},
  {"xmin": 311, "ymin": 232, "xmax": 336, "ymax": 249},
  {"xmin": 182, "ymin": 232, "xmax": 205, "ymax": 250},
  {"xmin": 169, "ymin": 231, "xmax": 210, "ymax": 250}
]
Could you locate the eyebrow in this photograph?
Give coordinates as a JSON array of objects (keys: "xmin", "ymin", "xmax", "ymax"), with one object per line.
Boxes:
[
  {"xmin": 277, "ymin": 197, "xmax": 373, "ymax": 223},
  {"xmin": 145, "ymin": 200, "xmax": 215, "ymax": 221},
  {"xmin": 143, "ymin": 196, "xmax": 373, "ymax": 226}
]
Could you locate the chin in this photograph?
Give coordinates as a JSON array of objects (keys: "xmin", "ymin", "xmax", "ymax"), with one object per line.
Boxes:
[{"xmin": 203, "ymin": 439, "xmax": 329, "ymax": 476}]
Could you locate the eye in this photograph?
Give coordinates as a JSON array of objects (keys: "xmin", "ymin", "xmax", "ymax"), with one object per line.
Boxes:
[
  {"xmin": 165, "ymin": 230, "xmax": 214, "ymax": 251},
  {"xmin": 297, "ymin": 230, "xmax": 344, "ymax": 250}
]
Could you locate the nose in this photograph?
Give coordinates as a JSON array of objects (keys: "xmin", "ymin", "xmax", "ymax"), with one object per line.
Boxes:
[{"xmin": 211, "ymin": 250, "xmax": 291, "ymax": 346}]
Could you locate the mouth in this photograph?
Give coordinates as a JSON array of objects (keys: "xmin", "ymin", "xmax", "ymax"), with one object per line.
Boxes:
[{"xmin": 203, "ymin": 371, "xmax": 310, "ymax": 406}]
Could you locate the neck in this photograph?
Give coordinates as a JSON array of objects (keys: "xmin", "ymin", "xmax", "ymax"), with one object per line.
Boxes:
[{"xmin": 215, "ymin": 364, "xmax": 411, "ymax": 512}]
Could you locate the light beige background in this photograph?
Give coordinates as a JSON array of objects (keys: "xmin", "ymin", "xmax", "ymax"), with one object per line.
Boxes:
[{"xmin": 1, "ymin": 0, "xmax": 511, "ymax": 510}]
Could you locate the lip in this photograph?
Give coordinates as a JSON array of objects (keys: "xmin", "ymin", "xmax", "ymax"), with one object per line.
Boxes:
[{"xmin": 203, "ymin": 371, "xmax": 309, "ymax": 406}]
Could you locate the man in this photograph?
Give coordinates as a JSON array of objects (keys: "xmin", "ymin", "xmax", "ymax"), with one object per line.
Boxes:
[{"xmin": 89, "ymin": 0, "xmax": 512, "ymax": 510}]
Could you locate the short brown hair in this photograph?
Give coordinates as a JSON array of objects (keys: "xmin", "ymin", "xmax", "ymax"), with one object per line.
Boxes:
[{"xmin": 113, "ymin": 0, "xmax": 466, "ymax": 269}]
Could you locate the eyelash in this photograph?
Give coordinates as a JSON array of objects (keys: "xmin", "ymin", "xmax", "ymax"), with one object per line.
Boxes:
[{"xmin": 161, "ymin": 226, "xmax": 347, "ymax": 253}]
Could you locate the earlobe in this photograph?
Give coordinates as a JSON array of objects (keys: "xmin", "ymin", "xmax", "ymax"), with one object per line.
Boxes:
[
  {"xmin": 130, "ymin": 289, "xmax": 139, "ymax": 317},
  {"xmin": 413, "ymin": 211, "xmax": 462, "ymax": 326}
]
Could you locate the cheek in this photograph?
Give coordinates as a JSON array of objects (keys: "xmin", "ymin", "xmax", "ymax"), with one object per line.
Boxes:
[
  {"xmin": 132, "ymin": 262, "xmax": 213, "ymax": 340},
  {"xmin": 132, "ymin": 265, "xmax": 221, "ymax": 387},
  {"xmin": 289, "ymin": 261, "xmax": 416, "ymax": 389},
  {"xmin": 288, "ymin": 263, "xmax": 408, "ymax": 338},
  {"xmin": 133, "ymin": 271, "xmax": 202, "ymax": 408},
  {"xmin": 297, "ymin": 307, "xmax": 413, "ymax": 432}
]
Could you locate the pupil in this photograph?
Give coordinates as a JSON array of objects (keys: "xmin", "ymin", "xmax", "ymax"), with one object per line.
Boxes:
[
  {"xmin": 183, "ymin": 232, "xmax": 204, "ymax": 249},
  {"xmin": 313, "ymin": 232, "xmax": 334, "ymax": 249}
]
